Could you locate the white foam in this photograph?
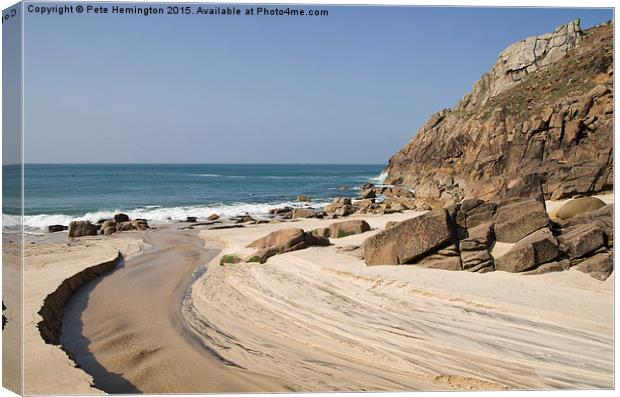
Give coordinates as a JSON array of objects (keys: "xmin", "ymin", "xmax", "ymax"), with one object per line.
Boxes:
[
  {"xmin": 8, "ymin": 200, "xmax": 329, "ymax": 231},
  {"xmin": 369, "ymin": 169, "xmax": 389, "ymax": 184}
]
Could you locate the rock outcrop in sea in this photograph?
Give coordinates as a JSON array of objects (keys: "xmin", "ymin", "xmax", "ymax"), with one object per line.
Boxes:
[{"xmin": 384, "ymin": 20, "xmax": 613, "ymax": 205}]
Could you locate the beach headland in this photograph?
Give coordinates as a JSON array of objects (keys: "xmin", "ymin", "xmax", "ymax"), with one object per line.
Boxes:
[{"xmin": 9, "ymin": 17, "xmax": 614, "ymax": 394}]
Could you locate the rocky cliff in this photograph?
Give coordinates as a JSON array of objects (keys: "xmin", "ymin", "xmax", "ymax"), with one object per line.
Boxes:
[{"xmin": 385, "ymin": 20, "xmax": 613, "ymax": 205}]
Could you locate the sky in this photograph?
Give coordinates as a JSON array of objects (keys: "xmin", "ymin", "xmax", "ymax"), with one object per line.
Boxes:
[{"xmin": 13, "ymin": 3, "xmax": 614, "ymax": 164}]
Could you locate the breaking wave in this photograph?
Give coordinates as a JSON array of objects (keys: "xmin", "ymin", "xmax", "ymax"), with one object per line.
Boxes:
[{"xmin": 4, "ymin": 200, "xmax": 329, "ymax": 231}]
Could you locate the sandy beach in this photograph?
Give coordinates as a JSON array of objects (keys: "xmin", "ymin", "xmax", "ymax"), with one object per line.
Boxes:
[
  {"xmin": 188, "ymin": 201, "xmax": 614, "ymax": 391},
  {"xmin": 4, "ymin": 12, "xmax": 614, "ymax": 395},
  {"xmin": 61, "ymin": 228, "xmax": 290, "ymax": 393},
  {"xmin": 10, "ymin": 193, "xmax": 609, "ymax": 394},
  {"xmin": 13, "ymin": 234, "xmax": 144, "ymax": 394}
]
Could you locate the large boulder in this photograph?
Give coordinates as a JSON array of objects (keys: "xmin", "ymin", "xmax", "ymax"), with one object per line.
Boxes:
[
  {"xmin": 324, "ymin": 197, "xmax": 352, "ymax": 213},
  {"xmin": 68, "ymin": 221, "xmax": 99, "ymax": 238},
  {"xmin": 292, "ymin": 208, "xmax": 320, "ymax": 219},
  {"xmin": 553, "ymin": 197, "xmax": 607, "ymax": 220},
  {"xmin": 458, "ymin": 202, "xmax": 497, "ymax": 229},
  {"xmin": 363, "ymin": 209, "xmax": 454, "ymax": 266},
  {"xmin": 459, "ymin": 238, "xmax": 494, "ymax": 272},
  {"xmin": 494, "ymin": 198, "xmax": 549, "ymax": 243},
  {"xmin": 467, "ymin": 222, "xmax": 494, "ymax": 243},
  {"xmin": 576, "ymin": 252, "xmax": 613, "ymax": 280},
  {"xmin": 247, "ymin": 228, "xmax": 329, "ymax": 263},
  {"xmin": 48, "ymin": 225, "xmax": 67, "ymax": 233},
  {"xmin": 114, "ymin": 213, "xmax": 130, "ymax": 223},
  {"xmin": 292, "ymin": 208, "xmax": 319, "ymax": 219},
  {"xmin": 557, "ymin": 223, "xmax": 606, "ymax": 259},
  {"xmin": 416, "ymin": 244, "xmax": 462, "ymax": 271},
  {"xmin": 131, "ymin": 219, "xmax": 149, "ymax": 230},
  {"xmin": 494, "ymin": 228, "xmax": 559, "ymax": 273},
  {"xmin": 555, "ymin": 204, "xmax": 613, "ymax": 246},
  {"xmin": 358, "ymin": 188, "xmax": 376, "ymax": 200},
  {"xmin": 328, "ymin": 220, "xmax": 370, "ymax": 238}
]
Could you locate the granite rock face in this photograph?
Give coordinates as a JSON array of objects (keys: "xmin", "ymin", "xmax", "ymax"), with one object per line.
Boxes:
[
  {"xmin": 247, "ymin": 228, "xmax": 330, "ymax": 263},
  {"xmin": 459, "ymin": 19, "xmax": 583, "ymax": 113},
  {"xmin": 68, "ymin": 221, "xmax": 99, "ymax": 238},
  {"xmin": 385, "ymin": 21, "xmax": 613, "ymax": 205},
  {"xmin": 360, "ymin": 194, "xmax": 612, "ymax": 279},
  {"xmin": 363, "ymin": 209, "xmax": 454, "ymax": 266}
]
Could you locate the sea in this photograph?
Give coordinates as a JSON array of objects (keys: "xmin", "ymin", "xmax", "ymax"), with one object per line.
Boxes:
[{"xmin": 2, "ymin": 164, "xmax": 387, "ymax": 231}]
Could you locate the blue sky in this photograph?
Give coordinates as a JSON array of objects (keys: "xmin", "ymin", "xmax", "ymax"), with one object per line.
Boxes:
[{"xmin": 18, "ymin": 4, "xmax": 613, "ymax": 164}]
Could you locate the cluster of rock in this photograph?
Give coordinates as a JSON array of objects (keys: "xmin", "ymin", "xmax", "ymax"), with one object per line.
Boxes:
[
  {"xmin": 362, "ymin": 196, "xmax": 613, "ymax": 280},
  {"xmin": 384, "ymin": 20, "xmax": 613, "ymax": 206},
  {"xmin": 245, "ymin": 228, "xmax": 329, "ymax": 264},
  {"xmin": 241, "ymin": 220, "xmax": 372, "ymax": 264},
  {"xmin": 312, "ymin": 219, "xmax": 370, "ymax": 239},
  {"xmin": 66, "ymin": 213, "xmax": 150, "ymax": 238},
  {"xmin": 185, "ymin": 214, "xmax": 219, "ymax": 223}
]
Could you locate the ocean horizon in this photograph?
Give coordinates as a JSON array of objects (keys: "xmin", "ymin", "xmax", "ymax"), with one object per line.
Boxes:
[{"xmin": 3, "ymin": 163, "xmax": 387, "ymax": 230}]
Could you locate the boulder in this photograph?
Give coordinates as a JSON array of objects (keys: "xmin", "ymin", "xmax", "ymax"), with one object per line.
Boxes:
[
  {"xmin": 328, "ymin": 220, "xmax": 370, "ymax": 238},
  {"xmin": 208, "ymin": 214, "xmax": 220, "ymax": 221},
  {"xmin": 186, "ymin": 216, "xmax": 197, "ymax": 223},
  {"xmin": 114, "ymin": 213, "xmax": 130, "ymax": 223},
  {"xmin": 555, "ymin": 205, "xmax": 613, "ymax": 246},
  {"xmin": 521, "ymin": 260, "xmax": 570, "ymax": 275},
  {"xmin": 358, "ymin": 188, "xmax": 376, "ymax": 200},
  {"xmin": 48, "ymin": 225, "xmax": 67, "ymax": 233},
  {"xmin": 333, "ymin": 204, "xmax": 354, "ymax": 217},
  {"xmin": 68, "ymin": 221, "xmax": 99, "ymax": 238},
  {"xmin": 103, "ymin": 226, "xmax": 117, "ymax": 236},
  {"xmin": 557, "ymin": 223, "xmax": 606, "ymax": 259},
  {"xmin": 467, "ymin": 222, "xmax": 494, "ymax": 243},
  {"xmin": 353, "ymin": 199, "xmax": 375, "ymax": 214},
  {"xmin": 130, "ymin": 219, "xmax": 149, "ymax": 230},
  {"xmin": 234, "ymin": 215, "xmax": 257, "ymax": 223},
  {"xmin": 117, "ymin": 222, "xmax": 135, "ymax": 232},
  {"xmin": 576, "ymin": 252, "xmax": 613, "ymax": 280},
  {"xmin": 270, "ymin": 207, "xmax": 292, "ymax": 215},
  {"xmin": 456, "ymin": 202, "xmax": 497, "ymax": 229},
  {"xmin": 417, "ymin": 250, "xmax": 462, "ymax": 271},
  {"xmin": 494, "ymin": 228, "xmax": 559, "ymax": 273},
  {"xmin": 494, "ymin": 198, "xmax": 549, "ymax": 243},
  {"xmin": 247, "ymin": 228, "xmax": 329, "ymax": 263},
  {"xmin": 554, "ymin": 197, "xmax": 607, "ymax": 220},
  {"xmin": 324, "ymin": 197, "xmax": 352, "ymax": 213},
  {"xmin": 363, "ymin": 209, "xmax": 454, "ymax": 266},
  {"xmin": 459, "ymin": 237, "xmax": 494, "ymax": 272},
  {"xmin": 101, "ymin": 220, "xmax": 117, "ymax": 230},
  {"xmin": 292, "ymin": 208, "xmax": 320, "ymax": 219}
]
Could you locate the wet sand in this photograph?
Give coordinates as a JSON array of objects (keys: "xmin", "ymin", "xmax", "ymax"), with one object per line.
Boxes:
[{"xmin": 61, "ymin": 227, "xmax": 291, "ymax": 393}]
